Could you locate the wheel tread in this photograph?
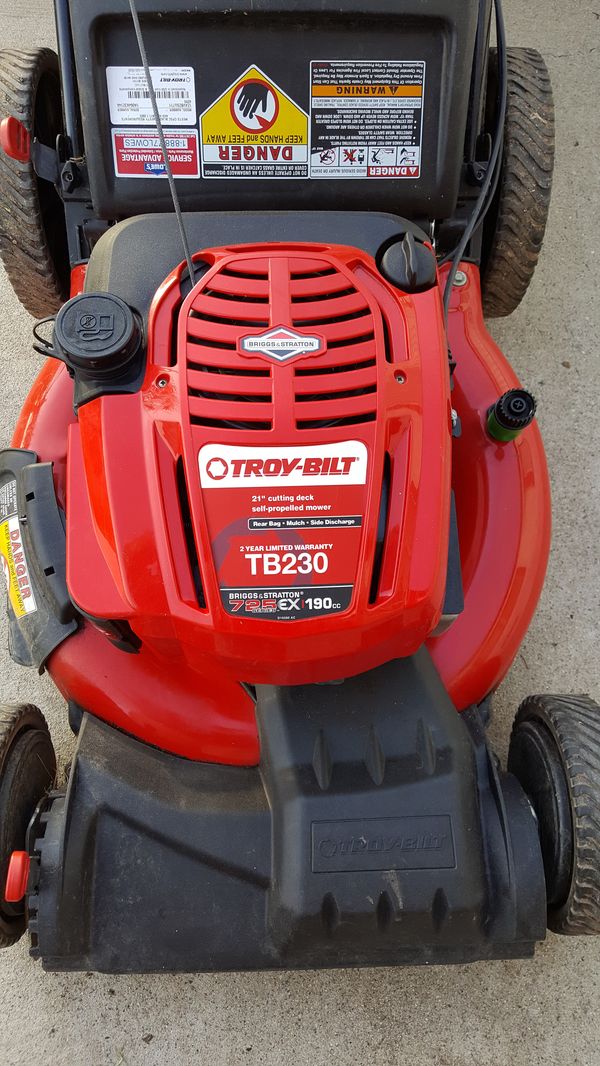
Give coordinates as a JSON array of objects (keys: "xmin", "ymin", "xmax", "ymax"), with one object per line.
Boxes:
[
  {"xmin": 482, "ymin": 47, "xmax": 555, "ymax": 318},
  {"xmin": 0, "ymin": 47, "xmax": 67, "ymax": 317},
  {"xmin": 0, "ymin": 704, "xmax": 54, "ymax": 948},
  {"xmin": 511, "ymin": 694, "xmax": 600, "ymax": 935}
]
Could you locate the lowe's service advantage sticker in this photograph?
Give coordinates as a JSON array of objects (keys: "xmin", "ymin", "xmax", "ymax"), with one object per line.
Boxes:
[
  {"xmin": 199, "ymin": 443, "xmax": 368, "ymax": 620},
  {"xmin": 112, "ymin": 128, "xmax": 200, "ymax": 178}
]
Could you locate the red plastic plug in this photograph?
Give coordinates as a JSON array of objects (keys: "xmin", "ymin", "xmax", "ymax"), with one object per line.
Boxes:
[
  {"xmin": 0, "ymin": 115, "xmax": 31, "ymax": 163},
  {"xmin": 4, "ymin": 851, "xmax": 30, "ymax": 903}
]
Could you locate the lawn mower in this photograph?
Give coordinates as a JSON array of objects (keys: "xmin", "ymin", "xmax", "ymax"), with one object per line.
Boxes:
[{"xmin": 0, "ymin": 0, "xmax": 599, "ymax": 974}]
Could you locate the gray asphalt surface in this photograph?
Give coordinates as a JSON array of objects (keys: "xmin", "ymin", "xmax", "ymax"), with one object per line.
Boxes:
[{"xmin": 1, "ymin": 1, "xmax": 600, "ymax": 1064}]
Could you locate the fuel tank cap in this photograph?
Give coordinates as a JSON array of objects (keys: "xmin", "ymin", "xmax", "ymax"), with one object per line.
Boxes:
[
  {"xmin": 54, "ymin": 292, "xmax": 142, "ymax": 379},
  {"xmin": 379, "ymin": 232, "xmax": 437, "ymax": 294}
]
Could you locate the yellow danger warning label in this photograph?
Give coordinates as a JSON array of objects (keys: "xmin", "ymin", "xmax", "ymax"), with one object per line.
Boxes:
[
  {"xmin": 0, "ymin": 480, "xmax": 37, "ymax": 619},
  {"xmin": 201, "ymin": 66, "xmax": 309, "ymax": 179}
]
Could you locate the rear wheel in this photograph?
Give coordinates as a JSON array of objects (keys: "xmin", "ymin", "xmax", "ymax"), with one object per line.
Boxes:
[
  {"xmin": 0, "ymin": 704, "xmax": 56, "ymax": 947},
  {"xmin": 481, "ymin": 47, "xmax": 555, "ymax": 318},
  {"xmin": 508, "ymin": 694, "xmax": 600, "ymax": 935},
  {"xmin": 0, "ymin": 48, "xmax": 69, "ymax": 317}
]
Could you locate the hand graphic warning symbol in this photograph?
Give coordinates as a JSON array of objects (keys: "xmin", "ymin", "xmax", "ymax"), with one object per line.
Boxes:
[{"xmin": 231, "ymin": 78, "xmax": 279, "ymax": 132}]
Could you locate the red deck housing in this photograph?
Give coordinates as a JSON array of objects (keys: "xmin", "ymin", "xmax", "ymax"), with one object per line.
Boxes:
[{"xmin": 12, "ymin": 259, "xmax": 551, "ymax": 765}]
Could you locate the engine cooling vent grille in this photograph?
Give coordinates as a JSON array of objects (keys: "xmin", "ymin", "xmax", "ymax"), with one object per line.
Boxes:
[
  {"xmin": 183, "ymin": 254, "xmax": 379, "ymax": 432},
  {"xmin": 289, "ymin": 261, "xmax": 378, "ymax": 430}
]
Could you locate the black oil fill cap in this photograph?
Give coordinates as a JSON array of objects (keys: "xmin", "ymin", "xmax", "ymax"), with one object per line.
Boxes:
[
  {"xmin": 54, "ymin": 293, "xmax": 142, "ymax": 380},
  {"xmin": 380, "ymin": 232, "xmax": 437, "ymax": 294}
]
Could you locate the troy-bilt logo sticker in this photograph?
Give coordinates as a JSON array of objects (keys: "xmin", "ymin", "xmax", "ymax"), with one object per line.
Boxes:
[
  {"xmin": 205, "ymin": 454, "xmax": 359, "ymax": 483},
  {"xmin": 239, "ymin": 325, "xmax": 326, "ymax": 365},
  {"xmin": 199, "ymin": 443, "xmax": 368, "ymax": 621},
  {"xmin": 199, "ymin": 443, "xmax": 368, "ymax": 488},
  {"xmin": 206, "ymin": 458, "xmax": 229, "ymax": 481}
]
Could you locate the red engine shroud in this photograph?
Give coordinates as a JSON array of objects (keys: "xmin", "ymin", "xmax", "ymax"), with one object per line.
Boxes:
[
  {"xmin": 13, "ymin": 257, "xmax": 551, "ymax": 765},
  {"xmin": 65, "ymin": 243, "xmax": 452, "ymax": 686}
]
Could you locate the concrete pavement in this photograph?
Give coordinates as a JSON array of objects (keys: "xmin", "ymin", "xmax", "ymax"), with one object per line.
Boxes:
[{"xmin": 0, "ymin": 1, "xmax": 599, "ymax": 1063}]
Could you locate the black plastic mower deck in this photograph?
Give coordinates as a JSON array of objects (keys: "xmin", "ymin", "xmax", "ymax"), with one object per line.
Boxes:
[
  {"xmin": 84, "ymin": 210, "xmax": 430, "ymax": 321},
  {"xmin": 28, "ymin": 651, "xmax": 546, "ymax": 972}
]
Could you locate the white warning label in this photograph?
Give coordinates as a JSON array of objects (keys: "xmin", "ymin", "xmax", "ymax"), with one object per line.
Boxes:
[
  {"xmin": 310, "ymin": 60, "xmax": 425, "ymax": 179},
  {"xmin": 106, "ymin": 66, "xmax": 197, "ymax": 126},
  {"xmin": 200, "ymin": 66, "xmax": 309, "ymax": 179}
]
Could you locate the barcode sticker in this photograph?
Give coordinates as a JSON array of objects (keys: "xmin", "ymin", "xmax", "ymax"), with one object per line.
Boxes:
[
  {"xmin": 126, "ymin": 89, "xmax": 190, "ymax": 100},
  {"xmin": 107, "ymin": 66, "xmax": 196, "ymax": 126}
]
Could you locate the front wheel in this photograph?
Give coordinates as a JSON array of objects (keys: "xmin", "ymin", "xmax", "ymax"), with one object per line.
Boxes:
[
  {"xmin": 0, "ymin": 704, "xmax": 56, "ymax": 947},
  {"xmin": 508, "ymin": 694, "xmax": 600, "ymax": 935}
]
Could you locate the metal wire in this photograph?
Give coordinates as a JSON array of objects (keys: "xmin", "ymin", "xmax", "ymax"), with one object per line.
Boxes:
[{"xmin": 127, "ymin": 0, "xmax": 195, "ymax": 280}]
